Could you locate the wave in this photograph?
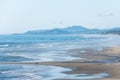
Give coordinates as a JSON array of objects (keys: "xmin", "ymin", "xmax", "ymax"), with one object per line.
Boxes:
[
  {"xmin": 0, "ymin": 55, "xmax": 34, "ymax": 62},
  {"xmin": 0, "ymin": 44, "xmax": 9, "ymax": 47}
]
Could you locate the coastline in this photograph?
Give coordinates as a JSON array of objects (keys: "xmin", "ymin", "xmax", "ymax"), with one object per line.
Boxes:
[
  {"xmin": 0, "ymin": 46, "xmax": 120, "ymax": 80},
  {"xmin": 1, "ymin": 62, "xmax": 120, "ymax": 80}
]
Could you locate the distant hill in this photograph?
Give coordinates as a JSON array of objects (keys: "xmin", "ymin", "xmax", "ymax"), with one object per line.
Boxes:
[
  {"xmin": 103, "ymin": 28, "xmax": 120, "ymax": 34},
  {"xmin": 62, "ymin": 26, "xmax": 89, "ymax": 33},
  {"xmin": 21, "ymin": 26, "xmax": 92, "ymax": 35},
  {"xmin": 24, "ymin": 28, "xmax": 70, "ymax": 35},
  {"xmin": 14, "ymin": 26, "xmax": 120, "ymax": 35}
]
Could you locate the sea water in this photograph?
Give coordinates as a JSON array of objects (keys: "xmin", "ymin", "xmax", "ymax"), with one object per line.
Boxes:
[
  {"xmin": 1, "ymin": 34, "xmax": 119, "ymax": 62},
  {"xmin": 0, "ymin": 34, "xmax": 119, "ymax": 80},
  {"xmin": 0, "ymin": 64, "xmax": 109, "ymax": 80}
]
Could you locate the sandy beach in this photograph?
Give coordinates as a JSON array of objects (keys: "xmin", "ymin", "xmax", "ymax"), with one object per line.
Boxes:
[
  {"xmin": 1, "ymin": 62, "xmax": 120, "ymax": 80},
  {"xmin": 1, "ymin": 46, "xmax": 120, "ymax": 80}
]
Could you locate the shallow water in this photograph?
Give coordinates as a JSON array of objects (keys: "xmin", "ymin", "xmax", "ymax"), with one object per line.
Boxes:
[
  {"xmin": 0, "ymin": 34, "xmax": 120, "ymax": 79},
  {"xmin": 0, "ymin": 34, "xmax": 119, "ymax": 62},
  {"xmin": 0, "ymin": 64, "xmax": 109, "ymax": 80}
]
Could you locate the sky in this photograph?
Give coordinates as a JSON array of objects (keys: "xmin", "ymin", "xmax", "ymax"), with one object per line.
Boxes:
[{"xmin": 0, "ymin": 0, "xmax": 120, "ymax": 34}]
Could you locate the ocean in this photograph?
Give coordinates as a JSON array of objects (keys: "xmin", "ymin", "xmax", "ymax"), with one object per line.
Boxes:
[{"xmin": 0, "ymin": 34, "xmax": 119, "ymax": 80}]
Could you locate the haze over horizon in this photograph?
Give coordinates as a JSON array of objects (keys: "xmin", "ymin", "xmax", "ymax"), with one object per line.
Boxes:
[{"xmin": 0, "ymin": 0, "xmax": 120, "ymax": 34}]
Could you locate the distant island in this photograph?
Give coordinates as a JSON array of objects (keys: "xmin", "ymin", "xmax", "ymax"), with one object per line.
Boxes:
[{"xmin": 14, "ymin": 26, "xmax": 120, "ymax": 35}]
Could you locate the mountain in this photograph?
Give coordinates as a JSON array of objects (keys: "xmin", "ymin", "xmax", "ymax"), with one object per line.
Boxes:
[
  {"xmin": 103, "ymin": 28, "xmax": 120, "ymax": 34},
  {"xmin": 14, "ymin": 26, "xmax": 120, "ymax": 35},
  {"xmin": 21, "ymin": 26, "xmax": 91, "ymax": 35},
  {"xmin": 63, "ymin": 26, "xmax": 88, "ymax": 32},
  {"xmin": 62, "ymin": 26, "xmax": 97, "ymax": 34},
  {"xmin": 24, "ymin": 28, "xmax": 70, "ymax": 35}
]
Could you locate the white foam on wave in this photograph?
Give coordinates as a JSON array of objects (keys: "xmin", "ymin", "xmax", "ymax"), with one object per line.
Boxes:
[
  {"xmin": 15, "ymin": 73, "xmax": 43, "ymax": 80},
  {"xmin": 35, "ymin": 43, "xmax": 54, "ymax": 48},
  {"xmin": 34, "ymin": 54, "xmax": 81, "ymax": 62},
  {"xmin": 97, "ymin": 48, "xmax": 103, "ymax": 51},
  {"xmin": 62, "ymin": 73, "xmax": 109, "ymax": 80},
  {"xmin": 0, "ymin": 44, "xmax": 9, "ymax": 47},
  {"xmin": 1, "ymin": 54, "xmax": 33, "ymax": 59},
  {"xmin": 80, "ymin": 50, "xmax": 86, "ymax": 53},
  {"xmin": 0, "ymin": 64, "xmax": 109, "ymax": 80},
  {"xmin": 39, "ymin": 58, "xmax": 54, "ymax": 62},
  {"xmin": 21, "ymin": 65, "xmax": 109, "ymax": 80},
  {"xmin": 0, "ymin": 71, "xmax": 43, "ymax": 80}
]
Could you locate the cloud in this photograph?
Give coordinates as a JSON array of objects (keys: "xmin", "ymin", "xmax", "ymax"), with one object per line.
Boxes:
[{"xmin": 97, "ymin": 13, "xmax": 114, "ymax": 17}]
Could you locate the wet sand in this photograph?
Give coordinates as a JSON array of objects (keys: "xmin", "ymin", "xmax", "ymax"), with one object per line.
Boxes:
[
  {"xmin": 1, "ymin": 62, "xmax": 120, "ymax": 80},
  {"xmin": 1, "ymin": 46, "xmax": 120, "ymax": 80}
]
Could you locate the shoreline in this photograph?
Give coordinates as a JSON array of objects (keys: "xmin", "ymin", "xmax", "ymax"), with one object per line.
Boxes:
[
  {"xmin": 1, "ymin": 62, "xmax": 120, "ymax": 80},
  {"xmin": 0, "ymin": 46, "xmax": 120, "ymax": 80}
]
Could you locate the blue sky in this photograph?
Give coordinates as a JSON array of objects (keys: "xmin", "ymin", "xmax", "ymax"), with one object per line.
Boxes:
[{"xmin": 0, "ymin": 0, "xmax": 120, "ymax": 34}]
